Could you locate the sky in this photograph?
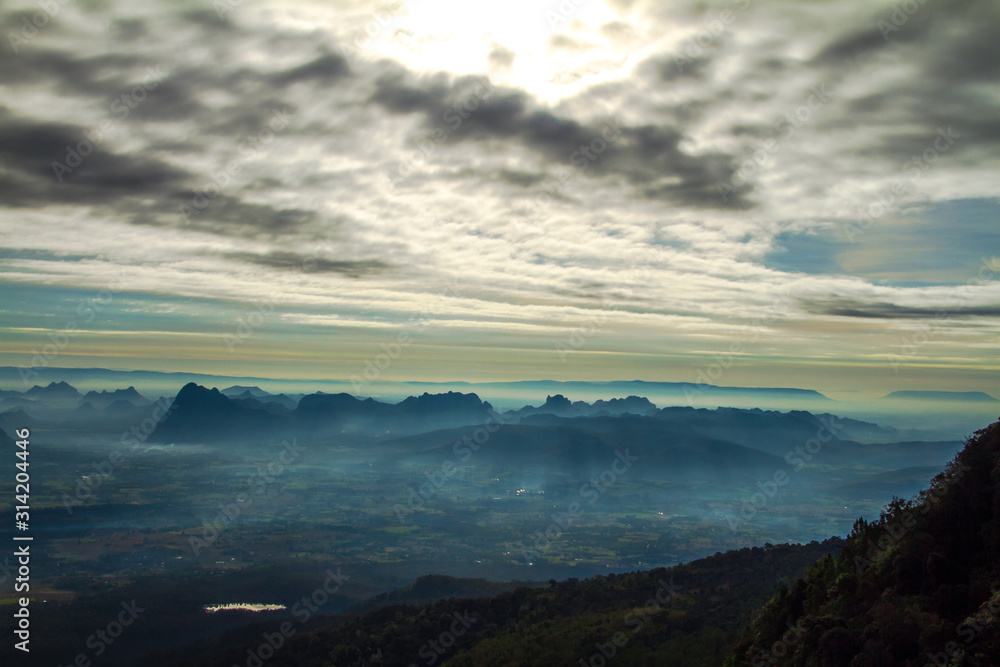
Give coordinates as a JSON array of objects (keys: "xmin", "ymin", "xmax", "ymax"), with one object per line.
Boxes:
[{"xmin": 0, "ymin": 0, "xmax": 998, "ymax": 397}]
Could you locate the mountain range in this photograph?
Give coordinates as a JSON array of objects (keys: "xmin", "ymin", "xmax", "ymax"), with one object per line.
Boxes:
[{"xmin": 132, "ymin": 417, "xmax": 1000, "ymax": 667}]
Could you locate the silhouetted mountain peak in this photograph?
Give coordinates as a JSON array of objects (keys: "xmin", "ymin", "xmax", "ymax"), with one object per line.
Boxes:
[
  {"xmin": 396, "ymin": 391, "xmax": 492, "ymax": 415},
  {"xmin": 153, "ymin": 383, "xmax": 285, "ymax": 443},
  {"xmin": 221, "ymin": 385, "xmax": 271, "ymax": 398},
  {"xmin": 296, "ymin": 392, "xmax": 367, "ymax": 416},
  {"xmin": 174, "ymin": 382, "xmax": 229, "ymax": 408},
  {"xmin": 514, "ymin": 394, "xmax": 658, "ymax": 419},
  {"xmin": 156, "ymin": 386, "xmax": 500, "ymax": 442},
  {"xmin": 543, "ymin": 394, "xmax": 572, "ymax": 410},
  {"xmin": 81, "ymin": 386, "xmax": 148, "ymax": 406},
  {"xmin": 25, "ymin": 380, "xmax": 80, "ymax": 399}
]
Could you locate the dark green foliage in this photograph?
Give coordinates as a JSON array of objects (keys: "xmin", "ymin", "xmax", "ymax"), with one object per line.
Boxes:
[
  {"xmin": 731, "ymin": 419, "xmax": 1000, "ymax": 666},
  {"xmin": 168, "ymin": 540, "xmax": 840, "ymax": 667}
]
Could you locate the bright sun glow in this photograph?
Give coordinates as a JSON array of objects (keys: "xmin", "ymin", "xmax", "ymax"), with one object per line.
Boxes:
[{"xmin": 369, "ymin": 0, "xmax": 626, "ymax": 102}]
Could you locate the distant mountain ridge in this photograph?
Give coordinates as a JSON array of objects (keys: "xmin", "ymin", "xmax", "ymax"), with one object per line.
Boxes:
[
  {"xmin": 0, "ymin": 366, "xmax": 833, "ymax": 403},
  {"xmin": 81, "ymin": 386, "xmax": 148, "ymax": 408},
  {"xmin": 885, "ymin": 390, "xmax": 998, "ymax": 402},
  {"xmin": 25, "ymin": 380, "xmax": 81, "ymax": 399},
  {"xmin": 152, "ymin": 383, "xmax": 499, "ymax": 443},
  {"xmin": 512, "ymin": 394, "xmax": 658, "ymax": 418},
  {"xmin": 492, "ymin": 378, "xmax": 829, "ymax": 396}
]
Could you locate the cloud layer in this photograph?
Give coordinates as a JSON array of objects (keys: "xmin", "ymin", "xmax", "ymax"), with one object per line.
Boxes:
[{"xmin": 0, "ymin": 0, "xmax": 997, "ymax": 394}]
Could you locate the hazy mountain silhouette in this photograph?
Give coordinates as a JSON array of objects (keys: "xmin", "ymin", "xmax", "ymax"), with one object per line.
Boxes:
[
  {"xmin": 81, "ymin": 386, "xmax": 148, "ymax": 408},
  {"xmin": 512, "ymin": 394, "xmax": 658, "ymax": 418},
  {"xmin": 380, "ymin": 418, "xmax": 790, "ymax": 483},
  {"xmin": 476, "ymin": 379, "xmax": 831, "ymax": 400},
  {"xmin": 153, "ymin": 383, "xmax": 287, "ymax": 443},
  {"xmin": 102, "ymin": 399, "xmax": 146, "ymax": 416},
  {"xmin": 494, "ymin": 411, "xmax": 960, "ymax": 475},
  {"xmin": 885, "ymin": 390, "xmax": 998, "ymax": 402},
  {"xmin": 296, "ymin": 390, "xmax": 496, "ymax": 436},
  {"xmin": 24, "ymin": 380, "xmax": 81, "ymax": 400},
  {"xmin": 225, "ymin": 388, "xmax": 299, "ymax": 410},
  {"xmin": 652, "ymin": 406, "xmax": 897, "ymax": 449},
  {"xmin": 831, "ymin": 465, "xmax": 943, "ymax": 498},
  {"xmin": 154, "ymin": 385, "xmax": 498, "ymax": 442},
  {"xmin": 220, "ymin": 385, "xmax": 271, "ymax": 398},
  {"xmin": 148, "ymin": 419, "xmax": 997, "ymax": 667},
  {"xmin": 0, "ymin": 408, "xmax": 37, "ymax": 431}
]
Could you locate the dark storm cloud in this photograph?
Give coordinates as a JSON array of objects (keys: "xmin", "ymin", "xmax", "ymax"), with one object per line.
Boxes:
[
  {"xmin": 369, "ymin": 72, "xmax": 752, "ymax": 209},
  {"xmin": 0, "ymin": 47, "xmax": 151, "ymax": 97},
  {"xmin": 180, "ymin": 7, "xmax": 236, "ymax": 32},
  {"xmin": 129, "ymin": 74, "xmax": 207, "ymax": 121},
  {"xmin": 226, "ymin": 251, "xmax": 390, "ymax": 277},
  {"xmin": 202, "ymin": 98, "xmax": 299, "ymax": 136},
  {"xmin": 164, "ymin": 196, "xmax": 319, "ymax": 238},
  {"xmin": 800, "ymin": 298, "xmax": 1000, "ymax": 320},
  {"xmin": 812, "ymin": 25, "xmax": 904, "ymax": 67},
  {"xmin": 648, "ymin": 53, "xmax": 713, "ymax": 82},
  {"xmin": 107, "ymin": 18, "xmax": 148, "ymax": 42},
  {"xmin": 0, "ymin": 109, "xmax": 318, "ymax": 240},
  {"xmin": 269, "ymin": 52, "xmax": 351, "ymax": 87},
  {"xmin": 812, "ymin": 0, "xmax": 1000, "ymax": 157},
  {"xmin": 0, "ymin": 114, "xmax": 186, "ymax": 205},
  {"xmin": 497, "ymin": 169, "xmax": 546, "ymax": 188}
]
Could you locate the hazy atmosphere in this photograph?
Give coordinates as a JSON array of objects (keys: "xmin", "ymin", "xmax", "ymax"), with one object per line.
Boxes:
[
  {"xmin": 1, "ymin": 2, "xmax": 999, "ymax": 666},
  {"xmin": 1, "ymin": 0, "xmax": 997, "ymax": 396}
]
